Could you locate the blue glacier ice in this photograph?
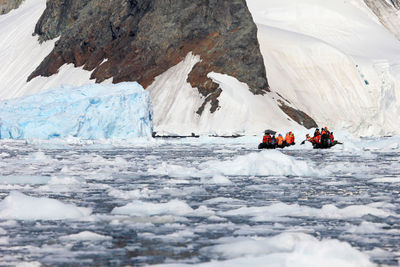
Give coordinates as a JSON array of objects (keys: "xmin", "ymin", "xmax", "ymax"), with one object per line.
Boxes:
[{"xmin": 0, "ymin": 82, "xmax": 153, "ymax": 139}]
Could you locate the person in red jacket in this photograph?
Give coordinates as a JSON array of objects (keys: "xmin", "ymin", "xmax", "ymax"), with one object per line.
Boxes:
[
  {"xmin": 329, "ymin": 132, "xmax": 335, "ymax": 143},
  {"xmin": 263, "ymin": 133, "xmax": 272, "ymax": 144},
  {"xmin": 314, "ymin": 133, "xmax": 321, "ymax": 144},
  {"xmin": 306, "ymin": 134, "xmax": 314, "ymax": 143}
]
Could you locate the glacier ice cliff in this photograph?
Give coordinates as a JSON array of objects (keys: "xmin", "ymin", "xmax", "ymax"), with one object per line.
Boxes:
[{"xmin": 0, "ymin": 82, "xmax": 153, "ymax": 139}]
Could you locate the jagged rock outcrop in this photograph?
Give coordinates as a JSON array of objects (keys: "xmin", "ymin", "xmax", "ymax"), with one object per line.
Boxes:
[
  {"xmin": 0, "ymin": 0, "xmax": 24, "ymax": 14},
  {"xmin": 29, "ymin": 0, "xmax": 269, "ymax": 113},
  {"xmin": 364, "ymin": 0, "xmax": 400, "ymax": 41}
]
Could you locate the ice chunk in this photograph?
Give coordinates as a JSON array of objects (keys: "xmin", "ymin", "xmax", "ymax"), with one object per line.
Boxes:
[
  {"xmin": 59, "ymin": 231, "xmax": 112, "ymax": 241},
  {"xmin": 0, "ymin": 191, "xmax": 91, "ymax": 220},
  {"xmin": 0, "ymin": 82, "xmax": 153, "ymax": 139},
  {"xmin": 198, "ymin": 233, "xmax": 375, "ymax": 267},
  {"xmin": 220, "ymin": 202, "xmax": 394, "ymax": 221},
  {"xmin": 111, "ymin": 199, "xmax": 214, "ymax": 218},
  {"xmin": 0, "ymin": 176, "xmax": 51, "ymax": 185},
  {"xmin": 198, "ymin": 150, "xmax": 320, "ymax": 177},
  {"xmin": 150, "ymin": 150, "xmax": 320, "ymax": 179},
  {"xmin": 111, "ymin": 199, "xmax": 194, "ymax": 217}
]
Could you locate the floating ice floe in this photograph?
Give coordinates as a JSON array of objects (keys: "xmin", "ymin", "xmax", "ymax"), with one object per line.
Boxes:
[
  {"xmin": 60, "ymin": 231, "xmax": 112, "ymax": 241},
  {"xmin": 0, "ymin": 82, "xmax": 153, "ymax": 140},
  {"xmin": 0, "ymin": 191, "xmax": 91, "ymax": 220},
  {"xmin": 220, "ymin": 202, "xmax": 395, "ymax": 222},
  {"xmin": 153, "ymin": 232, "xmax": 375, "ymax": 267},
  {"xmin": 0, "ymin": 176, "xmax": 51, "ymax": 185},
  {"xmin": 197, "ymin": 232, "xmax": 375, "ymax": 267},
  {"xmin": 150, "ymin": 150, "xmax": 321, "ymax": 179},
  {"xmin": 111, "ymin": 199, "xmax": 214, "ymax": 218}
]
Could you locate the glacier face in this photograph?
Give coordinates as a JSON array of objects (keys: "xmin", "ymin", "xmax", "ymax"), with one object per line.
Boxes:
[{"xmin": 0, "ymin": 82, "xmax": 153, "ymax": 139}]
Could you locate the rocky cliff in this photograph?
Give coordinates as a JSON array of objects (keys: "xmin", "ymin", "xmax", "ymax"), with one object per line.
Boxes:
[
  {"xmin": 29, "ymin": 0, "xmax": 269, "ymax": 113},
  {"xmin": 0, "ymin": 0, "xmax": 24, "ymax": 14},
  {"xmin": 364, "ymin": 0, "xmax": 400, "ymax": 41}
]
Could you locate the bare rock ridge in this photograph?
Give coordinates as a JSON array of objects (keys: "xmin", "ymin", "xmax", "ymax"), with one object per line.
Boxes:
[
  {"xmin": 0, "ymin": 0, "xmax": 24, "ymax": 14},
  {"xmin": 364, "ymin": 0, "xmax": 400, "ymax": 41},
  {"xmin": 29, "ymin": 0, "xmax": 270, "ymax": 113}
]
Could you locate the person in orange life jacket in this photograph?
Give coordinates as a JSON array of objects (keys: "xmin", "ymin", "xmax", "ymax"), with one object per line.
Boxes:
[
  {"xmin": 263, "ymin": 133, "xmax": 272, "ymax": 144},
  {"xmin": 285, "ymin": 132, "xmax": 292, "ymax": 145},
  {"xmin": 277, "ymin": 134, "xmax": 284, "ymax": 146}
]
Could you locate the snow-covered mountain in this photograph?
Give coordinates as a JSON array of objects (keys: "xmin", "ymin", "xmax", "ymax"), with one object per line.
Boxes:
[{"xmin": 1, "ymin": 0, "xmax": 400, "ymax": 137}]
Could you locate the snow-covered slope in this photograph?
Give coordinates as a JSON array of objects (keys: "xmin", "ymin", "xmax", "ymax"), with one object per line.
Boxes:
[
  {"xmin": 1, "ymin": 0, "xmax": 400, "ymax": 137},
  {"xmin": 147, "ymin": 53, "xmax": 300, "ymax": 136},
  {"xmin": 247, "ymin": 0, "xmax": 400, "ymax": 136},
  {"xmin": 0, "ymin": 0, "xmax": 100, "ymax": 100}
]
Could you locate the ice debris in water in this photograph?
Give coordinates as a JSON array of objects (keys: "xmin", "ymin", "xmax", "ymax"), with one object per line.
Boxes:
[
  {"xmin": 197, "ymin": 232, "xmax": 375, "ymax": 267},
  {"xmin": 0, "ymin": 82, "xmax": 153, "ymax": 139},
  {"xmin": 111, "ymin": 199, "xmax": 214, "ymax": 218},
  {"xmin": 59, "ymin": 231, "xmax": 112, "ymax": 241},
  {"xmin": 0, "ymin": 191, "xmax": 91, "ymax": 220},
  {"xmin": 150, "ymin": 150, "xmax": 320, "ymax": 178}
]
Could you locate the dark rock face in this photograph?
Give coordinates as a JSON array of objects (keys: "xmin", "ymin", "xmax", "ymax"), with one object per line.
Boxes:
[
  {"xmin": 0, "ymin": 0, "xmax": 24, "ymax": 15},
  {"xmin": 278, "ymin": 100, "xmax": 318, "ymax": 129},
  {"xmin": 29, "ymin": 0, "xmax": 269, "ymax": 113}
]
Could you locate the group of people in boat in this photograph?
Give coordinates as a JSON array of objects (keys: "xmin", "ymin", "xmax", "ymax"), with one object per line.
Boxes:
[
  {"xmin": 305, "ymin": 127, "xmax": 337, "ymax": 148},
  {"xmin": 258, "ymin": 131, "xmax": 295, "ymax": 149},
  {"xmin": 259, "ymin": 127, "xmax": 339, "ymax": 149}
]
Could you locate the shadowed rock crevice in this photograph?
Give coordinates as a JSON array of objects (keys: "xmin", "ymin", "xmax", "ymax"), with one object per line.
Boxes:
[{"xmin": 29, "ymin": 0, "xmax": 269, "ymax": 112}]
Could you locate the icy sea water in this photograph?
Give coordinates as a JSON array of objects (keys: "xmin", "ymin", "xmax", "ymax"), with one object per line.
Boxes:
[{"xmin": 0, "ymin": 139, "xmax": 399, "ymax": 266}]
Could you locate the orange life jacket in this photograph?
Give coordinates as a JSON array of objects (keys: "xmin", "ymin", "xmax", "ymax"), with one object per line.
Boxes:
[
  {"xmin": 285, "ymin": 134, "xmax": 291, "ymax": 144},
  {"xmin": 277, "ymin": 136, "xmax": 283, "ymax": 145}
]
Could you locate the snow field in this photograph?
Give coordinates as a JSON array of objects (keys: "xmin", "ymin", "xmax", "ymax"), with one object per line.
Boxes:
[{"xmin": 246, "ymin": 0, "xmax": 400, "ymax": 136}]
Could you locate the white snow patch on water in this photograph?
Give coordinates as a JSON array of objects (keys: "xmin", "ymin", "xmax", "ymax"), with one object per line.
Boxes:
[
  {"xmin": 60, "ymin": 231, "xmax": 112, "ymax": 241},
  {"xmin": 370, "ymin": 177, "xmax": 400, "ymax": 183},
  {"xmin": 203, "ymin": 233, "xmax": 375, "ymax": 267},
  {"xmin": 108, "ymin": 188, "xmax": 151, "ymax": 200},
  {"xmin": 198, "ymin": 150, "xmax": 320, "ymax": 177},
  {"xmin": 15, "ymin": 262, "xmax": 42, "ymax": 267},
  {"xmin": 201, "ymin": 174, "xmax": 232, "ymax": 185},
  {"xmin": 156, "ymin": 232, "xmax": 374, "ymax": 267},
  {"xmin": 150, "ymin": 150, "xmax": 320, "ymax": 179},
  {"xmin": 220, "ymin": 202, "xmax": 394, "ymax": 222},
  {"xmin": 0, "ymin": 176, "xmax": 51, "ymax": 185},
  {"xmin": 111, "ymin": 199, "xmax": 214, "ymax": 218},
  {"xmin": 0, "ymin": 191, "xmax": 91, "ymax": 220}
]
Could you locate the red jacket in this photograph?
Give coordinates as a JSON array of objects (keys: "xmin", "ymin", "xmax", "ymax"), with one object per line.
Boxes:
[{"xmin": 263, "ymin": 135, "xmax": 272, "ymax": 143}]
